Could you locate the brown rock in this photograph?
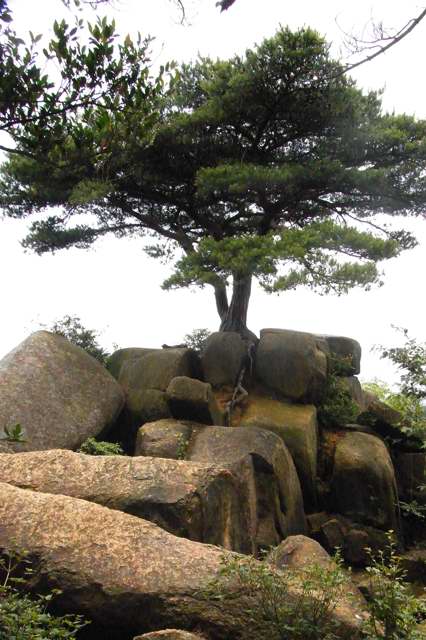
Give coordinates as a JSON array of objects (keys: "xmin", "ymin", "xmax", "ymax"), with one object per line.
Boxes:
[
  {"xmin": 137, "ymin": 420, "xmax": 307, "ymax": 548},
  {"xmin": 330, "ymin": 431, "xmax": 400, "ymax": 533},
  {"xmin": 240, "ymin": 396, "xmax": 318, "ymax": 511},
  {"xmin": 318, "ymin": 334, "xmax": 362, "ymax": 376},
  {"xmin": 0, "ymin": 449, "xmax": 251, "ymax": 552},
  {"xmin": 255, "ymin": 328, "xmax": 327, "ymax": 402},
  {"xmin": 135, "ymin": 419, "xmax": 193, "ymax": 459},
  {"xmin": 0, "ymin": 331, "xmax": 124, "ymax": 453},
  {"xmin": 0, "ymin": 483, "xmax": 362, "ymax": 639}
]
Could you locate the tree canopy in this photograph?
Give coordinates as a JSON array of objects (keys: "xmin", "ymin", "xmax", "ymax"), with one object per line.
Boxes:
[{"xmin": 1, "ymin": 27, "xmax": 426, "ymax": 338}]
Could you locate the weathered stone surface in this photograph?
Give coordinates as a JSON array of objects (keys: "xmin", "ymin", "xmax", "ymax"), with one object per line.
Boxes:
[
  {"xmin": 137, "ymin": 420, "xmax": 307, "ymax": 547},
  {"xmin": 119, "ymin": 348, "xmax": 202, "ymax": 393},
  {"xmin": 0, "ymin": 483, "xmax": 362, "ymax": 639},
  {"xmin": 166, "ymin": 376, "xmax": 223, "ymax": 425},
  {"xmin": 330, "ymin": 431, "xmax": 400, "ymax": 532},
  {"xmin": 239, "ymin": 395, "xmax": 318, "ymax": 512},
  {"xmin": 200, "ymin": 332, "xmax": 247, "ymax": 388},
  {"xmin": 255, "ymin": 329, "xmax": 327, "ymax": 402},
  {"xmin": 0, "ymin": 331, "xmax": 124, "ymax": 454},
  {"xmin": 0, "ymin": 449, "xmax": 251, "ymax": 552},
  {"xmin": 188, "ymin": 424, "xmax": 307, "ymax": 545},
  {"xmin": 134, "ymin": 632, "xmax": 205, "ymax": 640},
  {"xmin": 107, "ymin": 347, "xmax": 159, "ymax": 380},
  {"xmin": 135, "ymin": 419, "xmax": 193, "ymax": 459},
  {"xmin": 318, "ymin": 334, "xmax": 362, "ymax": 376}
]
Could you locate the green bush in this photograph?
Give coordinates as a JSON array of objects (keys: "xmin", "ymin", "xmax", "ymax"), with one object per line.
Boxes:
[
  {"xmin": 204, "ymin": 551, "xmax": 349, "ymax": 640},
  {"xmin": 183, "ymin": 328, "xmax": 212, "ymax": 352},
  {"xmin": 77, "ymin": 437, "xmax": 124, "ymax": 456},
  {"xmin": 362, "ymin": 534, "xmax": 426, "ymax": 639},
  {"xmin": 0, "ymin": 549, "xmax": 88, "ymax": 639},
  {"xmin": 47, "ymin": 314, "xmax": 111, "ymax": 365},
  {"xmin": 318, "ymin": 375, "xmax": 359, "ymax": 427}
]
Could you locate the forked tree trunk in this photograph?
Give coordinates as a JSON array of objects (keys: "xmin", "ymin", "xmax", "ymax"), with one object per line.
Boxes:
[{"xmin": 214, "ymin": 273, "xmax": 256, "ymax": 341}]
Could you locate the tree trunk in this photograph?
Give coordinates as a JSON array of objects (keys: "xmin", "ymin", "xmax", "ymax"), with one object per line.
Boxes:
[{"xmin": 219, "ymin": 273, "xmax": 255, "ymax": 340}]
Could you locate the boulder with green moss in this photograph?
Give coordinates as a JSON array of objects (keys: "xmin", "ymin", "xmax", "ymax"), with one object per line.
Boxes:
[
  {"xmin": 239, "ymin": 395, "xmax": 318, "ymax": 512},
  {"xmin": 255, "ymin": 328, "xmax": 328, "ymax": 403}
]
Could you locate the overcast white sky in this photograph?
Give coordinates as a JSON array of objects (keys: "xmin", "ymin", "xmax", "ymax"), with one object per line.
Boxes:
[{"xmin": 1, "ymin": 0, "xmax": 425, "ymax": 384}]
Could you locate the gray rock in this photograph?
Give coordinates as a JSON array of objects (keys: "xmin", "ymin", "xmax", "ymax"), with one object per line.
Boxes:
[
  {"xmin": 135, "ymin": 419, "xmax": 193, "ymax": 459},
  {"xmin": 0, "ymin": 449, "xmax": 251, "ymax": 552},
  {"xmin": 107, "ymin": 347, "xmax": 159, "ymax": 379},
  {"xmin": 166, "ymin": 376, "xmax": 223, "ymax": 425},
  {"xmin": 256, "ymin": 328, "xmax": 327, "ymax": 402},
  {"xmin": 330, "ymin": 431, "xmax": 400, "ymax": 532},
  {"xmin": 134, "ymin": 633, "xmax": 205, "ymax": 640},
  {"xmin": 119, "ymin": 348, "xmax": 202, "ymax": 393},
  {"xmin": 200, "ymin": 332, "xmax": 247, "ymax": 388},
  {"xmin": 0, "ymin": 331, "xmax": 124, "ymax": 453}
]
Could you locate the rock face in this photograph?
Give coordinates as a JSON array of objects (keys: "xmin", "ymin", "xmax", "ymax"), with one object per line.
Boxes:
[
  {"xmin": 330, "ymin": 431, "xmax": 400, "ymax": 532},
  {"xmin": 166, "ymin": 376, "xmax": 223, "ymax": 425},
  {"xmin": 111, "ymin": 349, "xmax": 202, "ymax": 451},
  {"xmin": 137, "ymin": 420, "xmax": 307, "ymax": 547},
  {"xmin": 0, "ymin": 449, "xmax": 251, "ymax": 552},
  {"xmin": 200, "ymin": 332, "xmax": 247, "ymax": 388},
  {"xmin": 0, "ymin": 331, "xmax": 124, "ymax": 453},
  {"xmin": 239, "ymin": 396, "xmax": 318, "ymax": 512},
  {"xmin": 319, "ymin": 334, "xmax": 362, "ymax": 376},
  {"xmin": 255, "ymin": 329, "xmax": 327, "ymax": 402},
  {"xmin": 0, "ymin": 483, "xmax": 362, "ymax": 639},
  {"xmin": 107, "ymin": 347, "xmax": 159, "ymax": 379}
]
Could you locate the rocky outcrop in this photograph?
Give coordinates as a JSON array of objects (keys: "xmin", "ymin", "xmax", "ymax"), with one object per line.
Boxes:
[
  {"xmin": 330, "ymin": 431, "xmax": 400, "ymax": 532},
  {"xmin": 255, "ymin": 328, "xmax": 327, "ymax": 402},
  {"xmin": 0, "ymin": 483, "xmax": 362, "ymax": 639},
  {"xmin": 137, "ymin": 420, "xmax": 307, "ymax": 547},
  {"xmin": 0, "ymin": 331, "xmax": 124, "ymax": 453},
  {"xmin": 107, "ymin": 347, "xmax": 159, "ymax": 379},
  {"xmin": 0, "ymin": 449, "xmax": 251, "ymax": 552},
  {"xmin": 239, "ymin": 396, "xmax": 318, "ymax": 512},
  {"xmin": 166, "ymin": 376, "xmax": 223, "ymax": 425},
  {"xmin": 200, "ymin": 332, "xmax": 247, "ymax": 388}
]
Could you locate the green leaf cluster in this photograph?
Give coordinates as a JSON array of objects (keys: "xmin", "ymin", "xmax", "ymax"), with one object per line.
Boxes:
[{"xmin": 77, "ymin": 437, "xmax": 124, "ymax": 455}]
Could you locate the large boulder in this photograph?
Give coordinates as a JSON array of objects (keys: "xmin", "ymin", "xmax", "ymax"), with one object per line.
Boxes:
[
  {"xmin": 0, "ymin": 449, "xmax": 251, "ymax": 552},
  {"xmin": 239, "ymin": 395, "xmax": 318, "ymax": 512},
  {"xmin": 318, "ymin": 334, "xmax": 362, "ymax": 376},
  {"xmin": 200, "ymin": 332, "xmax": 247, "ymax": 388},
  {"xmin": 330, "ymin": 431, "xmax": 400, "ymax": 532},
  {"xmin": 107, "ymin": 347, "xmax": 159, "ymax": 379},
  {"xmin": 113, "ymin": 349, "xmax": 201, "ymax": 451},
  {"xmin": 119, "ymin": 348, "xmax": 202, "ymax": 393},
  {"xmin": 166, "ymin": 376, "xmax": 223, "ymax": 425},
  {"xmin": 137, "ymin": 420, "xmax": 307, "ymax": 547},
  {"xmin": 0, "ymin": 331, "xmax": 124, "ymax": 453},
  {"xmin": 255, "ymin": 329, "xmax": 327, "ymax": 403},
  {"xmin": 0, "ymin": 483, "xmax": 363, "ymax": 639}
]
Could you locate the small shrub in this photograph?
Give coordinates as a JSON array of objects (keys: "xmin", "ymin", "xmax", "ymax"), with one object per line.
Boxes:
[
  {"xmin": 203, "ymin": 551, "xmax": 349, "ymax": 640},
  {"xmin": 77, "ymin": 437, "xmax": 124, "ymax": 456},
  {"xmin": 362, "ymin": 533, "xmax": 426, "ymax": 639},
  {"xmin": 47, "ymin": 314, "xmax": 111, "ymax": 365},
  {"xmin": 318, "ymin": 375, "xmax": 359, "ymax": 427},
  {"xmin": 176, "ymin": 433, "xmax": 189, "ymax": 459},
  {"xmin": 0, "ymin": 423, "xmax": 26, "ymax": 443},
  {"xmin": 0, "ymin": 548, "xmax": 88, "ymax": 639}
]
